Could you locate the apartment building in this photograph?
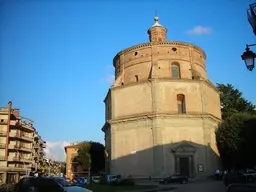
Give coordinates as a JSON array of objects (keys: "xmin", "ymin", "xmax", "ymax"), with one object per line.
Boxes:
[
  {"xmin": 0, "ymin": 101, "xmax": 46, "ymax": 184},
  {"xmin": 32, "ymin": 131, "xmax": 46, "ymax": 173},
  {"xmin": 64, "ymin": 142, "xmax": 86, "ymax": 180}
]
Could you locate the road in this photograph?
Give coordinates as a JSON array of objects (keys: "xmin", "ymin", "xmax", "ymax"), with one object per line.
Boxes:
[{"xmin": 159, "ymin": 180, "xmax": 226, "ymax": 192}]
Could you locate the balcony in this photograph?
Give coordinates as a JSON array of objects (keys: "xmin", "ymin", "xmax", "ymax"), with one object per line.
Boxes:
[
  {"xmin": 39, "ymin": 150, "xmax": 46, "ymax": 156},
  {"xmin": 33, "ymin": 143, "xmax": 39, "ymax": 148},
  {"xmin": 8, "ymin": 156, "xmax": 33, "ymax": 163},
  {"xmin": 0, "ymin": 108, "xmax": 8, "ymax": 114},
  {"xmin": 39, "ymin": 157, "xmax": 44, "ymax": 162},
  {"xmin": 10, "ymin": 120, "xmax": 34, "ymax": 132},
  {"xmin": 0, "ymin": 131, "xmax": 7, "ymax": 137},
  {"xmin": 0, "ymin": 119, "xmax": 7, "ymax": 125},
  {"xmin": 39, "ymin": 143, "xmax": 46, "ymax": 149},
  {"xmin": 16, "ymin": 144, "xmax": 33, "ymax": 152},
  {"xmin": 33, "ymin": 154, "xmax": 39, "ymax": 160},
  {"xmin": 0, "ymin": 143, "xmax": 6, "ymax": 149},
  {"xmin": 9, "ymin": 144, "xmax": 33, "ymax": 153},
  {"xmin": 14, "ymin": 164, "xmax": 26, "ymax": 168},
  {"xmin": 9, "ymin": 132, "xmax": 33, "ymax": 142},
  {"xmin": 0, "ymin": 156, "xmax": 6, "ymax": 161}
]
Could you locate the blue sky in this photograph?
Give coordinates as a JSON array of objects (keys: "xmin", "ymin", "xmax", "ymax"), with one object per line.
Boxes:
[{"xmin": 1, "ymin": 0, "xmax": 256, "ymax": 160}]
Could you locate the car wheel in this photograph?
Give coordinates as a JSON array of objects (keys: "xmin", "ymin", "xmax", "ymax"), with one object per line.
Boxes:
[{"xmin": 163, "ymin": 181, "xmax": 168, "ymax": 185}]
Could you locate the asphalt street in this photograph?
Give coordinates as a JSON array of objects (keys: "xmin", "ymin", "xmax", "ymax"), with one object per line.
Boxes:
[{"xmin": 158, "ymin": 180, "xmax": 226, "ymax": 192}]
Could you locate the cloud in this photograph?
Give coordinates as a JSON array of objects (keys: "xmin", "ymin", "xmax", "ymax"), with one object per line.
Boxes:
[
  {"xmin": 106, "ymin": 75, "xmax": 115, "ymax": 83},
  {"xmin": 45, "ymin": 141, "xmax": 70, "ymax": 162},
  {"xmin": 185, "ymin": 26, "xmax": 212, "ymax": 35}
]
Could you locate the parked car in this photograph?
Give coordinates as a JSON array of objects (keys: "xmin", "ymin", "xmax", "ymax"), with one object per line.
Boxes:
[
  {"xmin": 225, "ymin": 183, "xmax": 256, "ymax": 192},
  {"xmin": 106, "ymin": 174, "xmax": 121, "ymax": 184},
  {"xmin": 224, "ymin": 172, "xmax": 245, "ymax": 186},
  {"xmin": 49, "ymin": 176, "xmax": 72, "ymax": 184},
  {"xmin": 14, "ymin": 176, "xmax": 93, "ymax": 192},
  {"xmin": 242, "ymin": 169, "xmax": 256, "ymax": 182},
  {"xmin": 91, "ymin": 176, "xmax": 101, "ymax": 184},
  {"xmin": 224, "ymin": 169, "xmax": 256, "ymax": 186},
  {"xmin": 159, "ymin": 174, "xmax": 188, "ymax": 184}
]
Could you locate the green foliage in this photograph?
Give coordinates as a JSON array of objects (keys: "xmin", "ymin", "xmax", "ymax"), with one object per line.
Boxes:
[
  {"xmin": 216, "ymin": 113, "xmax": 256, "ymax": 168},
  {"xmin": 76, "ymin": 142, "xmax": 92, "ymax": 171},
  {"xmin": 34, "ymin": 137, "xmax": 39, "ymax": 144},
  {"xmin": 75, "ymin": 141, "xmax": 105, "ymax": 173},
  {"xmin": 89, "ymin": 141, "xmax": 105, "ymax": 173},
  {"xmin": 216, "ymin": 83, "xmax": 255, "ymax": 120}
]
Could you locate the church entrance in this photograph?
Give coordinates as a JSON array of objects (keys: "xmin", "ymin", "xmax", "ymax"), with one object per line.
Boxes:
[
  {"xmin": 172, "ymin": 142, "xmax": 196, "ymax": 178},
  {"xmin": 179, "ymin": 157, "xmax": 189, "ymax": 177}
]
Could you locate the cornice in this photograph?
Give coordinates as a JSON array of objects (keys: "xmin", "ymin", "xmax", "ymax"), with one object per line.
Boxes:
[
  {"xmin": 113, "ymin": 41, "xmax": 206, "ymax": 66},
  {"xmin": 111, "ymin": 78, "xmax": 218, "ymax": 93},
  {"xmin": 108, "ymin": 112, "xmax": 221, "ymax": 125}
]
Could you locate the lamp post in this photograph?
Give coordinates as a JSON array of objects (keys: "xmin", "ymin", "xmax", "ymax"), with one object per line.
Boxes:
[{"xmin": 241, "ymin": 44, "xmax": 256, "ymax": 71}]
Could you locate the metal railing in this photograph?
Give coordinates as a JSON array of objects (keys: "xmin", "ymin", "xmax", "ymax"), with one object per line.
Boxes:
[
  {"xmin": 9, "ymin": 132, "xmax": 33, "ymax": 141},
  {"xmin": 10, "ymin": 120, "xmax": 34, "ymax": 131}
]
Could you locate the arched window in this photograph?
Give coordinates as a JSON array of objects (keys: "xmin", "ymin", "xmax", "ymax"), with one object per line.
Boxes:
[
  {"xmin": 135, "ymin": 75, "xmax": 139, "ymax": 82},
  {"xmin": 177, "ymin": 94, "xmax": 186, "ymax": 114},
  {"xmin": 171, "ymin": 63, "xmax": 181, "ymax": 79}
]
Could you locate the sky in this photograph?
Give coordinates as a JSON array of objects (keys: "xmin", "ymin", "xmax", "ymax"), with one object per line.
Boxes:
[{"xmin": 0, "ymin": 0, "xmax": 256, "ymax": 161}]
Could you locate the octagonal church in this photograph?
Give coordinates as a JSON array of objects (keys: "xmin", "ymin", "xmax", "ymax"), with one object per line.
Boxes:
[{"xmin": 102, "ymin": 17, "xmax": 222, "ymax": 178}]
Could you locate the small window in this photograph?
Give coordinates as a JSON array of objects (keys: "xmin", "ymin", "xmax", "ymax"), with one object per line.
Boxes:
[
  {"xmin": 171, "ymin": 64, "xmax": 180, "ymax": 79},
  {"xmin": 134, "ymin": 52, "xmax": 138, "ymax": 56},
  {"xmin": 177, "ymin": 94, "xmax": 186, "ymax": 114},
  {"xmin": 0, "ymin": 119, "xmax": 3, "ymax": 122},
  {"xmin": 135, "ymin": 75, "xmax": 139, "ymax": 82}
]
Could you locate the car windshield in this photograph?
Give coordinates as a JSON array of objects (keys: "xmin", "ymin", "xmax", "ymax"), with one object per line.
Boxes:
[{"xmin": 52, "ymin": 177, "xmax": 71, "ymax": 187}]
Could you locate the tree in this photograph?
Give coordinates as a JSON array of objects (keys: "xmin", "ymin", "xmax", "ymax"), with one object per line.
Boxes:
[
  {"xmin": 74, "ymin": 141, "xmax": 105, "ymax": 173},
  {"xmin": 216, "ymin": 83, "xmax": 255, "ymax": 120},
  {"xmin": 76, "ymin": 142, "xmax": 92, "ymax": 171},
  {"xmin": 89, "ymin": 141, "xmax": 105, "ymax": 173},
  {"xmin": 216, "ymin": 113, "xmax": 256, "ymax": 169}
]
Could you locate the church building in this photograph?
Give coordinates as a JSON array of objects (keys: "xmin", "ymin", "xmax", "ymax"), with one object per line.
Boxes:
[{"xmin": 102, "ymin": 17, "xmax": 222, "ymax": 178}]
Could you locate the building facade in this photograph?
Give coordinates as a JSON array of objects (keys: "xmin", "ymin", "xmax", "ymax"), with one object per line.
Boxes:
[
  {"xmin": 0, "ymin": 101, "xmax": 46, "ymax": 183},
  {"xmin": 102, "ymin": 17, "xmax": 222, "ymax": 178},
  {"xmin": 32, "ymin": 131, "xmax": 46, "ymax": 173},
  {"xmin": 64, "ymin": 142, "xmax": 87, "ymax": 180}
]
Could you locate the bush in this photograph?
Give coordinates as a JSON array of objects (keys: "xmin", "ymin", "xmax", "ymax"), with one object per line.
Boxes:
[{"xmin": 216, "ymin": 113, "xmax": 256, "ymax": 169}]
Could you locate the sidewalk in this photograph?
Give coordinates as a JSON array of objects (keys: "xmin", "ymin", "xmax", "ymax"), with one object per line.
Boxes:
[
  {"xmin": 121, "ymin": 177, "xmax": 213, "ymax": 192},
  {"xmin": 120, "ymin": 185, "xmax": 175, "ymax": 192}
]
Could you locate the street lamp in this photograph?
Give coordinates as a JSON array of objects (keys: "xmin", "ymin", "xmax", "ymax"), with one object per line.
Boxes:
[{"xmin": 241, "ymin": 44, "xmax": 256, "ymax": 71}]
